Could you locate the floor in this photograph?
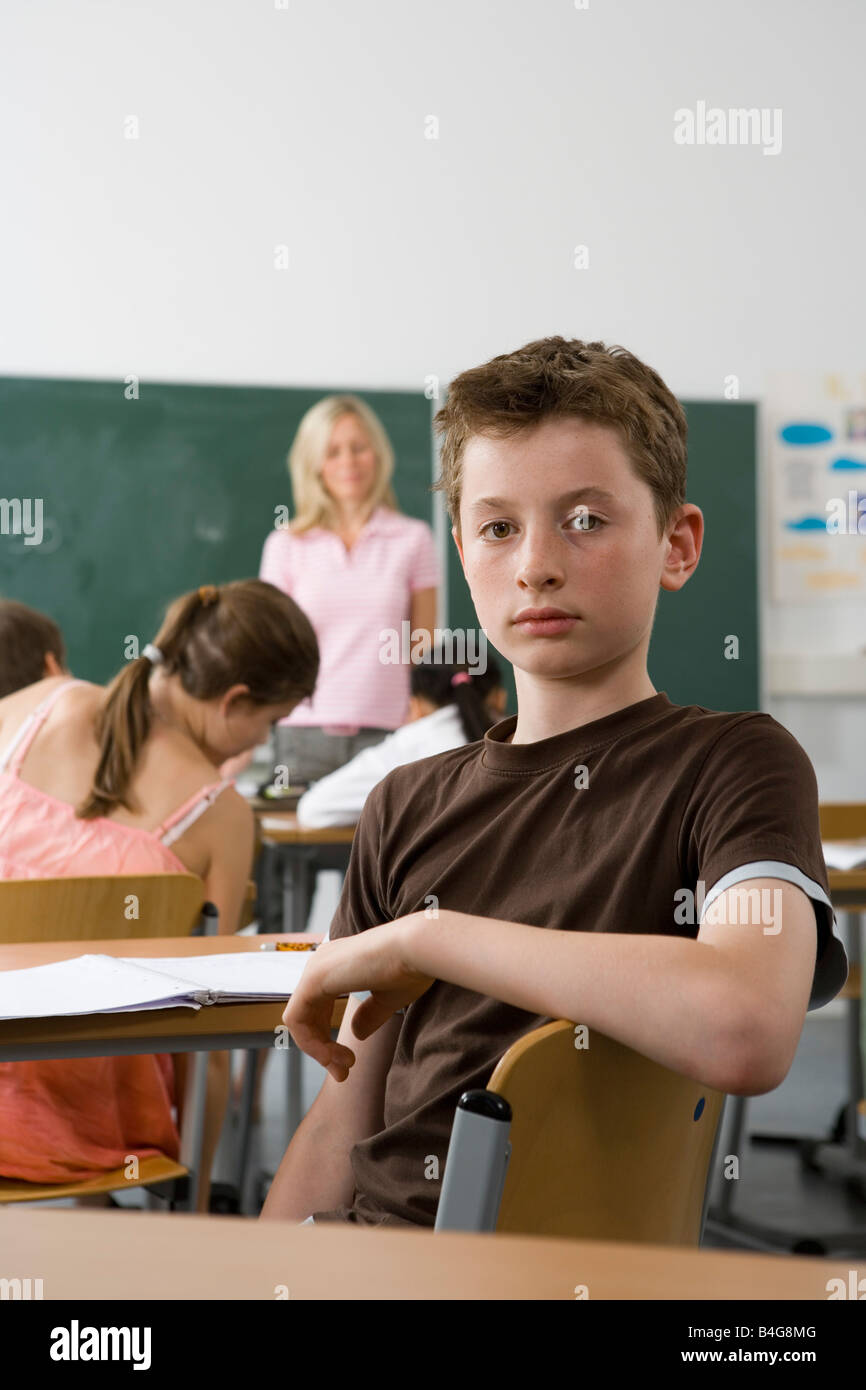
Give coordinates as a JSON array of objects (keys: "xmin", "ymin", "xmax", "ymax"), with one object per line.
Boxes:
[
  {"xmin": 20, "ymin": 870, "xmax": 866, "ymax": 1259},
  {"xmin": 702, "ymin": 1013, "xmax": 866, "ymax": 1256}
]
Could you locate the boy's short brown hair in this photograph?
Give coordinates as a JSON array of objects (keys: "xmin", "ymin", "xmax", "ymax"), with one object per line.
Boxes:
[
  {"xmin": 432, "ymin": 336, "xmax": 688, "ymax": 539},
  {"xmin": 0, "ymin": 600, "xmax": 67, "ymax": 698}
]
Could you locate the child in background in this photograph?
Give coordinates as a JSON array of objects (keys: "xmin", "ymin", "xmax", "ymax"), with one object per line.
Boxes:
[
  {"xmin": 295, "ymin": 649, "xmax": 505, "ymax": 828},
  {"xmin": 0, "ymin": 599, "xmax": 69, "ymax": 697},
  {"xmin": 0, "ymin": 580, "xmax": 318, "ymax": 1207}
]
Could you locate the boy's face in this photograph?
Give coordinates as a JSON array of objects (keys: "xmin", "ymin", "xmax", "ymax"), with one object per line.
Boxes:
[{"xmin": 452, "ymin": 416, "xmax": 701, "ymax": 688}]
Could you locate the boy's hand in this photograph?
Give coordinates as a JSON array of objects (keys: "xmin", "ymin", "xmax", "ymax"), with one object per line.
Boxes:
[{"xmin": 281, "ymin": 915, "xmax": 435, "ymax": 1081}]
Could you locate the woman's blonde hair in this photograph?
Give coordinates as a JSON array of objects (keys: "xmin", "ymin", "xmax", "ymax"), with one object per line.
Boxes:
[{"xmin": 285, "ymin": 395, "xmax": 401, "ymax": 533}]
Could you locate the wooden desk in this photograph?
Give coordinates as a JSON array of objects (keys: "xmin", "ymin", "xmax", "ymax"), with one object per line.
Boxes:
[
  {"xmin": 0, "ymin": 935, "xmax": 343, "ymax": 1209},
  {"xmin": 256, "ymin": 810, "xmax": 356, "ymax": 846},
  {"xmin": 254, "ymin": 809, "xmax": 355, "ymax": 934},
  {"xmin": 4, "ymin": 1207, "xmax": 862, "ymax": 1300},
  {"xmin": 0, "ymin": 934, "xmax": 344, "ymax": 1059}
]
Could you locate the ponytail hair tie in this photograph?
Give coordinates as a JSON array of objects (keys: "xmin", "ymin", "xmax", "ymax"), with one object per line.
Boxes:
[
  {"xmin": 451, "ymin": 671, "xmax": 472, "ymax": 687},
  {"xmin": 142, "ymin": 643, "xmax": 164, "ymax": 666},
  {"xmin": 198, "ymin": 584, "xmax": 219, "ymax": 606}
]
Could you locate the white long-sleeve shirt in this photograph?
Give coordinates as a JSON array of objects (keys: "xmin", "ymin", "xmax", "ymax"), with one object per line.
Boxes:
[{"xmin": 294, "ymin": 703, "xmax": 469, "ymax": 829}]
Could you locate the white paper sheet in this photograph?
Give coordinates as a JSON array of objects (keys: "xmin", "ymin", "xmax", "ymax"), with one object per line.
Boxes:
[
  {"xmin": 0, "ymin": 955, "xmax": 207, "ymax": 1020},
  {"xmin": 0, "ymin": 950, "xmax": 313, "ymax": 1020},
  {"xmin": 119, "ymin": 951, "xmax": 312, "ymax": 999}
]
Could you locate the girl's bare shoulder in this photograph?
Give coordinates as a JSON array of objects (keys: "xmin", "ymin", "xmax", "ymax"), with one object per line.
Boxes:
[{"xmin": 0, "ymin": 676, "xmax": 100, "ymax": 739}]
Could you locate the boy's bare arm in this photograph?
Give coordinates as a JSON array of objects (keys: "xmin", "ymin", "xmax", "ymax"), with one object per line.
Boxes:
[
  {"xmin": 284, "ymin": 881, "xmax": 819, "ymax": 1100},
  {"xmin": 401, "ymin": 880, "xmax": 816, "ymax": 1097},
  {"xmin": 259, "ymin": 994, "xmax": 402, "ymax": 1221}
]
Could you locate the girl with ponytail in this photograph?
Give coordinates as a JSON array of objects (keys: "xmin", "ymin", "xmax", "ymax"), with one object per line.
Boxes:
[{"xmin": 0, "ymin": 579, "xmax": 318, "ymax": 1202}]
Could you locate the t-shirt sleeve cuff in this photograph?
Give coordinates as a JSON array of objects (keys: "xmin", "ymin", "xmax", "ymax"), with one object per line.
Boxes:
[{"xmin": 701, "ymin": 859, "xmax": 849, "ymax": 1011}]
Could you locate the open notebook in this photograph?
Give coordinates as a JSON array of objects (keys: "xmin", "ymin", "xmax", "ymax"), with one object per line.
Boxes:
[
  {"xmin": 0, "ymin": 951, "xmax": 321, "ymax": 1021},
  {"xmin": 823, "ymin": 840, "xmax": 866, "ymax": 872}
]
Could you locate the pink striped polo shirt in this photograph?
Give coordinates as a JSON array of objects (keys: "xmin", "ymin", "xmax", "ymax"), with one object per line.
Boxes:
[{"xmin": 259, "ymin": 505, "xmax": 441, "ymax": 732}]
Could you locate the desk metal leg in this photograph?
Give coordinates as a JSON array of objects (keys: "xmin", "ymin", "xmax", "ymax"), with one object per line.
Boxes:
[
  {"xmin": 295, "ymin": 858, "xmax": 316, "ymax": 935},
  {"xmin": 178, "ymin": 1050, "xmax": 209, "ymax": 1212},
  {"xmin": 234, "ymin": 1040, "xmax": 302, "ymax": 1203},
  {"xmin": 254, "ymin": 842, "xmax": 285, "ymax": 936},
  {"xmin": 713, "ymin": 1094, "xmax": 747, "ymax": 1219},
  {"xmin": 281, "ymin": 848, "xmax": 294, "ymax": 936},
  {"xmin": 281, "ymin": 849, "xmax": 317, "ymax": 936},
  {"xmin": 235, "ymin": 1048, "xmax": 259, "ymax": 1212}
]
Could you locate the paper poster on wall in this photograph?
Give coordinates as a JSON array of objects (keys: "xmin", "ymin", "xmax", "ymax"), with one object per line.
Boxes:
[{"xmin": 767, "ymin": 371, "xmax": 866, "ymax": 603}]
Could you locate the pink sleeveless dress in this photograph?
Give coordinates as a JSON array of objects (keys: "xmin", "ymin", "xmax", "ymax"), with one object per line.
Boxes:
[{"xmin": 0, "ymin": 679, "xmax": 232, "ymax": 1183}]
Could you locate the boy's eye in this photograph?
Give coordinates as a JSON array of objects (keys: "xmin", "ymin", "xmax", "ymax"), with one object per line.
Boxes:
[
  {"xmin": 569, "ymin": 511, "xmax": 603, "ymax": 532},
  {"xmin": 479, "ymin": 514, "xmax": 605, "ymax": 540}
]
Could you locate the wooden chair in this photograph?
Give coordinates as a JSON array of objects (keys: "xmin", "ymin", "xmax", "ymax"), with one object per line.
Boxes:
[
  {"xmin": 0, "ymin": 873, "xmax": 208, "ymax": 1207},
  {"xmin": 435, "ymin": 1020, "xmax": 725, "ymax": 1244}
]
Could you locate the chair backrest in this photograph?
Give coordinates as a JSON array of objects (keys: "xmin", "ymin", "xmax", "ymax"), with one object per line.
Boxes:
[
  {"xmin": 818, "ymin": 803, "xmax": 866, "ymax": 840},
  {"xmin": 487, "ymin": 1020, "xmax": 725, "ymax": 1245},
  {"xmin": 0, "ymin": 874, "xmax": 206, "ymax": 943}
]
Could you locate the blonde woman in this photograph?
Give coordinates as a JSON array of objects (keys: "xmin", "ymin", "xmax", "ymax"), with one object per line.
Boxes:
[{"xmin": 259, "ymin": 394, "xmax": 440, "ymax": 808}]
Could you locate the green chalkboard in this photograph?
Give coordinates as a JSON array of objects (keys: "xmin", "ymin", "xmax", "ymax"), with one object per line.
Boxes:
[
  {"xmin": 0, "ymin": 377, "xmax": 435, "ymax": 684},
  {"xmin": 444, "ymin": 402, "xmax": 759, "ymax": 715},
  {"xmin": 0, "ymin": 382, "xmax": 757, "ymax": 715}
]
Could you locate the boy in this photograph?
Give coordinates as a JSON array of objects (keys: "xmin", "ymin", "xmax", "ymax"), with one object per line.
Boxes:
[
  {"xmin": 261, "ymin": 336, "xmax": 848, "ymax": 1228},
  {"xmin": 0, "ymin": 600, "xmax": 68, "ymax": 698}
]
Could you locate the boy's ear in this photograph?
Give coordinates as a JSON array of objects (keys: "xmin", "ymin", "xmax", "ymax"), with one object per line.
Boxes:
[{"xmin": 659, "ymin": 504, "xmax": 703, "ymax": 593}]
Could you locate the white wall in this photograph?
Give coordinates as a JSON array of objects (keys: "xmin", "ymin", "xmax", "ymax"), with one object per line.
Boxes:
[{"xmin": 2, "ymin": 0, "xmax": 865, "ymax": 793}]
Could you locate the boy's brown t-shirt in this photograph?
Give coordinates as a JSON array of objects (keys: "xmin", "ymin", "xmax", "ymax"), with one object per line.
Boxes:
[{"xmin": 310, "ymin": 692, "xmax": 848, "ymax": 1229}]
